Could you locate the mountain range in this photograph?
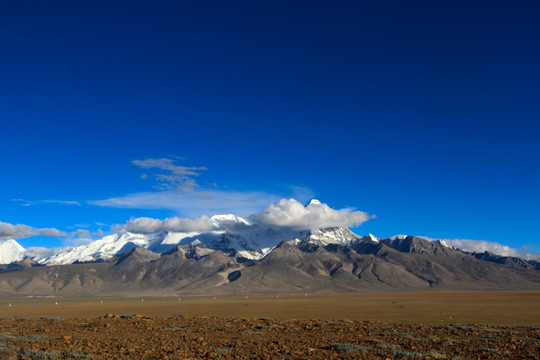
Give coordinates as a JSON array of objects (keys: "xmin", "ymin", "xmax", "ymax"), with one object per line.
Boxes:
[{"xmin": 1, "ymin": 205, "xmax": 539, "ymax": 297}]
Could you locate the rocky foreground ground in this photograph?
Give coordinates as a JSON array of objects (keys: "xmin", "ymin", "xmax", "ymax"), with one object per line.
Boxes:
[{"xmin": 0, "ymin": 314, "xmax": 539, "ymax": 359}]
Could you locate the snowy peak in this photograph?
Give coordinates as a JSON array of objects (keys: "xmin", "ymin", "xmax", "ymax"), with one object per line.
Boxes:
[
  {"xmin": 0, "ymin": 239, "xmax": 26, "ymax": 264},
  {"xmin": 307, "ymin": 227, "xmax": 360, "ymax": 246},
  {"xmin": 210, "ymin": 214, "xmax": 250, "ymax": 228},
  {"xmin": 305, "ymin": 199, "xmax": 322, "ymax": 206},
  {"xmin": 38, "ymin": 231, "xmax": 149, "ymax": 265},
  {"xmin": 368, "ymin": 233, "xmax": 379, "ymax": 243},
  {"xmin": 433, "ymin": 239, "xmax": 451, "ymax": 248}
]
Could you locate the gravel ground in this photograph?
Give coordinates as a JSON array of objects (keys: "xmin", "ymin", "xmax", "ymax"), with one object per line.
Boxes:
[{"xmin": 0, "ymin": 315, "xmax": 539, "ymax": 359}]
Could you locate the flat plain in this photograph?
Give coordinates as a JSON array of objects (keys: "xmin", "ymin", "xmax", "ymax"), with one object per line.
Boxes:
[{"xmin": 0, "ymin": 291, "xmax": 539, "ymax": 359}]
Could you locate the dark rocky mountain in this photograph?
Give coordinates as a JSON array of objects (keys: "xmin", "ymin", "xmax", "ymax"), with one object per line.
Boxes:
[{"xmin": 0, "ymin": 235, "xmax": 538, "ymax": 297}]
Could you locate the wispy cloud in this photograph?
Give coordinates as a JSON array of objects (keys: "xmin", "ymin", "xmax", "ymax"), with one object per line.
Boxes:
[
  {"xmin": 132, "ymin": 157, "xmax": 206, "ymax": 192},
  {"xmin": 12, "ymin": 157, "xmax": 314, "ymax": 221},
  {"xmin": 90, "ymin": 190, "xmax": 282, "ymax": 218},
  {"xmin": 0, "ymin": 221, "xmax": 67, "ymax": 240},
  {"xmin": 120, "ymin": 198, "xmax": 373, "ymax": 234},
  {"xmin": 12, "ymin": 199, "xmax": 81, "ymax": 207}
]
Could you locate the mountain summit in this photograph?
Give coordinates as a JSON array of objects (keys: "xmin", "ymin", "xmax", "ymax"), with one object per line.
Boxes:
[{"xmin": 0, "ymin": 239, "xmax": 26, "ymax": 264}]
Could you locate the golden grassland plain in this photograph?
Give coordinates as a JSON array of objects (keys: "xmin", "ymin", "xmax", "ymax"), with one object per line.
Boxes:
[{"xmin": 1, "ymin": 290, "xmax": 539, "ymax": 326}]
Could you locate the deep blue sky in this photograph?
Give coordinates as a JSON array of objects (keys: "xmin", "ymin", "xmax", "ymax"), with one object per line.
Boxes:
[{"xmin": 1, "ymin": 1, "xmax": 539, "ymax": 252}]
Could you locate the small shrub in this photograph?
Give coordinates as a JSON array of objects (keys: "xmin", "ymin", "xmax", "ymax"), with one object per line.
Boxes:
[
  {"xmin": 203, "ymin": 322, "xmax": 234, "ymax": 328},
  {"xmin": 427, "ymin": 350, "xmax": 448, "ymax": 359},
  {"xmin": 19, "ymin": 335, "xmax": 49, "ymax": 342},
  {"xmin": 482, "ymin": 328, "xmax": 506, "ymax": 333},
  {"xmin": 392, "ymin": 349, "xmax": 424, "ymax": 358},
  {"xmin": 240, "ymin": 330, "xmax": 262, "ymax": 335},
  {"xmin": 0, "ymin": 334, "xmax": 49, "ymax": 342},
  {"xmin": 456, "ymin": 325, "xmax": 477, "ymax": 331},
  {"xmin": 214, "ymin": 348, "xmax": 233, "ymax": 354},
  {"xmin": 40, "ymin": 317, "xmax": 64, "ymax": 321},
  {"xmin": 448, "ymin": 338, "xmax": 470, "ymax": 344},
  {"xmin": 0, "ymin": 343, "xmax": 19, "ymax": 351},
  {"xmin": 69, "ymin": 352, "xmax": 93, "ymax": 359},
  {"xmin": 380, "ymin": 332, "xmax": 415, "ymax": 338},
  {"xmin": 481, "ymin": 337, "xmax": 497, "ymax": 342},
  {"xmin": 378, "ymin": 344, "xmax": 401, "ymax": 350},
  {"xmin": 329, "ymin": 343, "xmax": 371, "ymax": 352},
  {"xmin": 23, "ymin": 348, "xmax": 61, "ymax": 359},
  {"xmin": 167, "ymin": 314, "xmax": 185, "ymax": 318},
  {"xmin": 518, "ymin": 337, "xmax": 540, "ymax": 342},
  {"xmin": 0, "ymin": 335, "xmax": 17, "ymax": 342},
  {"xmin": 164, "ymin": 327, "xmax": 185, "ymax": 331},
  {"xmin": 366, "ymin": 339, "xmax": 382, "ymax": 344},
  {"xmin": 476, "ymin": 348, "xmax": 510, "ymax": 355}
]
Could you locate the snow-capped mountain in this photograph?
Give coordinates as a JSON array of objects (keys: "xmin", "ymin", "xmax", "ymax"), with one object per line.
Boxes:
[
  {"xmin": 3, "ymin": 200, "xmax": 534, "ymax": 267},
  {"xmin": 37, "ymin": 225, "xmax": 363, "ymax": 265},
  {"xmin": 35, "ymin": 203, "xmax": 374, "ymax": 265},
  {"xmin": 2, "ymin": 231, "xmax": 538, "ymax": 297},
  {"xmin": 0, "ymin": 239, "xmax": 26, "ymax": 264},
  {"xmin": 35, "ymin": 232, "xmax": 149, "ymax": 265}
]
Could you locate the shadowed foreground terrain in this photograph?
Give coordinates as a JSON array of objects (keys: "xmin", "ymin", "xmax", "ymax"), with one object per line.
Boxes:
[{"xmin": 0, "ymin": 291, "xmax": 539, "ymax": 359}]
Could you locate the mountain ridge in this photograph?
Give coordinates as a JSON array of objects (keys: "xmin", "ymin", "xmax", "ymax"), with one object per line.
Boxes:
[{"xmin": 0, "ymin": 233, "xmax": 538, "ymax": 297}]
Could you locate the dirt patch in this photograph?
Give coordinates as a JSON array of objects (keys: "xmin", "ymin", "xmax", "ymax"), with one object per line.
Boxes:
[
  {"xmin": 1, "ymin": 291, "xmax": 539, "ymax": 326},
  {"xmin": 0, "ymin": 314, "xmax": 539, "ymax": 359}
]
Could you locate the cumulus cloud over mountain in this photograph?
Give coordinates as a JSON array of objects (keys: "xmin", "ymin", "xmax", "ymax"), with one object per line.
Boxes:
[
  {"xmin": 121, "ymin": 198, "xmax": 373, "ymax": 234},
  {"xmin": 123, "ymin": 216, "xmax": 216, "ymax": 234},
  {"xmin": 248, "ymin": 198, "xmax": 372, "ymax": 230}
]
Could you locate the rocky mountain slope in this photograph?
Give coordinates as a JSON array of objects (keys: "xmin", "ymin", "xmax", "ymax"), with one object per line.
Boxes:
[{"xmin": 0, "ymin": 234, "xmax": 538, "ymax": 297}]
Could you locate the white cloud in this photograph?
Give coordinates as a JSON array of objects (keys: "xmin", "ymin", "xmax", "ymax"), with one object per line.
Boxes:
[
  {"xmin": 250, "ymin": 199, "xmax": 373, "ymax": 230},
  {"xmin": 123, "ymin": 216, "xmax": 215, "ymax": 234},
  {"xmin": 90, "ymin": 190, "xmax": 282, "ymax": 218},
  {"xmin": 0, "ymin": 221, "xmax": 67, "ymax": 240},
  {"xmin": 418, "ymin": 236, "xmax": 540, "ymax": 262},
  {"xmin": 132, "ymin": 157, "xmax": 206, "ymax": 192},
  {"xmin": 26, "ymin": 246, "xmax": 68, "ymax": 260},
  {"xmin": 39, "ymin": 228, "xmax": 67, "ymax": 237},
  {"xmin": 73, "ymin": 229, "xmax": 91, "ymax": 238},
  {"xmin": 61, "ymin": 228, "xmax": 108, "ymax": 246},
  {"xmin": 440, "ymin": 238, "xmax": 540, "ymax": 261},
  {"xmin": 120, "ymin": 198, "xmax": 373, "ymax": 234}
]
